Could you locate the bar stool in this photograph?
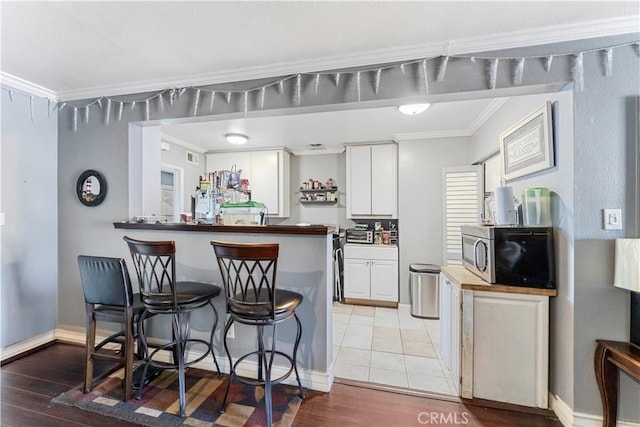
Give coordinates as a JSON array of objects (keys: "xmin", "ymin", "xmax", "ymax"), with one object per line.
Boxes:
[
  {"xmin": 211, "ymin": 241, "xmax": 305, "ymax": 427},
  {"xmin": 123, "ymin": 236, "xmax": 222, "ymax": 417},
  {"xmin": 77, "ymin": 255, "xmax": 146, "ymax": 401}
]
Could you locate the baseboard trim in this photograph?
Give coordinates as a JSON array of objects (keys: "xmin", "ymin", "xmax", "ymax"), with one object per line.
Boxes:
[
  {"xmin": 548, "ymin": 392, "xmax": 640, "ymax": 427},
  {"xmin": 52, "ymin": 327, "xmax": 333, "ymax": 392},
  {"xmin": 1, "ymin": 331, "xmax": 57, "ymax": 363},
  {"xmin": 548, "ymin": 393, "xmax": 574, "ymax": 427},
  {"xmin": 572, "ymin": 412, "xmax": 640, "ymax": 427}
]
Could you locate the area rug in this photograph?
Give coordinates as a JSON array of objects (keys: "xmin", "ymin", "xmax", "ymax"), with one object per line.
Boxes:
[{"xmin": 51, "ymin": 367, "xmax": 303, "ymax": 427}]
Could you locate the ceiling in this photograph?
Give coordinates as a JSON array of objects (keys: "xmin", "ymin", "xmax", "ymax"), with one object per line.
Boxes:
[
  {"xmin": 160, "ymin": 98, "xmax": 507, "ymax": 154},
  {"xmin": 2, "ymin": 1, "xmax": 638, "ymax": 154}
]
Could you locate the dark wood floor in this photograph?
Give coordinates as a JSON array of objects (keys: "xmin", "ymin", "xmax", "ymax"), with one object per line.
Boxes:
[{"xmin": 1, "ymin": 343, "xmax": 562, "ymax": 426}]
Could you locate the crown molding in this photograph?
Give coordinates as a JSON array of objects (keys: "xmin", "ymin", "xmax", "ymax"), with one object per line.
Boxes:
[
  {"xmin": 10, "ymin": 16, "xmax": 640, "ymax": 102},
  {"xmin": 394, "ymin": 129, "xmax": 473, "ymax": 141},
  {"xmin": 447, "ymin": 15, "xmax": 639, "ymax": 55},
  {"xmin": 0, "ymin": 72, "xmax": 58, "ymax": 100},
  {"xmin": 467, "ymin": 98, "xmax": 511, "ymax": 134}
]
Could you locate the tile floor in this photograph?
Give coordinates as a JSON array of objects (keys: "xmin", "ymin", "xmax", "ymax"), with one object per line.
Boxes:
[{"xmin": 332, "ymin": 302, "xmax": 455, "ymax": 395}]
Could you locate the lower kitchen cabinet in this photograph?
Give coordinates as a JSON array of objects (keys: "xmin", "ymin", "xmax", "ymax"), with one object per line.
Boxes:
[
  {"xmin": 439, "ymin": 273, "xmax": 461, "ymax": 396},
  {"xmin": 439, "ymin": 266, "xmax": 555, "ymax": 408},
  {"xmin": 344, "ymin": 244, "xmax": 398, "ymax": 306}
]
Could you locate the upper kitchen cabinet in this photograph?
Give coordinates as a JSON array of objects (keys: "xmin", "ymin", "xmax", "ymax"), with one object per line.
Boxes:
[
  {"xmin": 346, "ymin": 143, "xmax": 398, "ymax": 218},
  {"xmin": 206, "ymin": 149, "xmax": 290, "ymax": 217}
]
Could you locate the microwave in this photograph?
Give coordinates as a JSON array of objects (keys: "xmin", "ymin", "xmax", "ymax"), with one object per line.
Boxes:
[
  {"xmin": 346, "ymin": 229, "xmax": 374, "ymax": 244},
  {"xmin": 461, "ymin": 224, "xmax": 555, "ymax": 289}
]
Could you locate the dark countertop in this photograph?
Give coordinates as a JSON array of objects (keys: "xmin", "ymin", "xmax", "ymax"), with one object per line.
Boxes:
[{"xmin": 113, "ymin": 222, "xmax": 336, "ymax": 235}]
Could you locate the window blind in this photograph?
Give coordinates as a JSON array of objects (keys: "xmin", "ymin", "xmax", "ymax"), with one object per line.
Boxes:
[{"xmin": 442, "ymin": 166, "xmax": 483, "ymax": 266}]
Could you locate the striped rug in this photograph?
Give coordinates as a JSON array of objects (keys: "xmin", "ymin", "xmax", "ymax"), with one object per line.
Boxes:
[{"xmin": 52, "ymin": 367, "xmax": 303, "ymax": 427}]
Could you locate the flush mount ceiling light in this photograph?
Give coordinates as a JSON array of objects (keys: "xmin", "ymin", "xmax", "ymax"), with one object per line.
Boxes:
[
  {"xmin": 225, "ymin": 133, "xmax": 248, "ymax": 145},
  {"xmin": 398, "ymin": 103, "xmax": 431, "ymax": 115}
]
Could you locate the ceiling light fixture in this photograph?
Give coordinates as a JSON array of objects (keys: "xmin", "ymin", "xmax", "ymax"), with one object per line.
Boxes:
[
  {"xmin": 225, "ymin": 133, "xmax": 248, "ymax": 145},
  {"xmin": 398, "ymin": 103, "xmax": 431, "ymax": 115}
]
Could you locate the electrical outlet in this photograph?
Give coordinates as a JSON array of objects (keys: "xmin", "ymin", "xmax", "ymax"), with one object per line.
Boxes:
[
  {"xmin": 226, "ymin": 323, "xmax": 234, "ymax": 339},
  {"xmin": 603, "ymin": 208, "xmax": 622, "ymax": 230}
]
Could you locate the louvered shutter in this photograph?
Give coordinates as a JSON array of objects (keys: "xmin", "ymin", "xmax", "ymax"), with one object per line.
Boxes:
[{"xmin": 442, "ymin": 166, "xmax": 483, "ymax": 266}]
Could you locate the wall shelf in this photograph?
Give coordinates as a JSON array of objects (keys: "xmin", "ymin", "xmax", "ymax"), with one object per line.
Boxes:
[
  {"xmin": 299, "ymin": 187, "xmax": 338, "ymax": 204},
  {"xmin": 300, "ymin": 200, "xmax": 338, "ymax": 205}
]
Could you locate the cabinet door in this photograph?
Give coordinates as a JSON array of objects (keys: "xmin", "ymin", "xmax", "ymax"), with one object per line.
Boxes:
[
  {"xmin": 370, "ymin": 144, "xmax": 398, "ymax": 217},
  {"xmin": 347, "ymin": 146, "xmax": 372, "ymax": 216},
  {"xmin": 343, "ymin": 258, "xmax": 370, "ymax": 299},
  {"xmin": 472, "ymin": 292, "xmax": 549, "ymax": 408},
  {"xmin": 450, "ymin": 283, "xmax": 461, "ymax": 395},
  {"xmin": 439, "ymin": 274, "xmax": 452, "ymax": 370},
  {"xmin": 370, "ymin": 259, "xmax": 398, "ymax": 302},
  {"xmin": 250, "ymin": 150, "xmax": 280, "ymax": 215},
  {"xmin": 206, "ymin": 152, "xmax": 251, "ymax": 174}
]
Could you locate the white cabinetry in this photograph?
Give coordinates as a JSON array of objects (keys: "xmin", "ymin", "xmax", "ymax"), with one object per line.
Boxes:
[
  {"xmin": 439, "ymin": 273, "xmax": 461, "ymax": 396},
  {"xmin": 471, "ymin": 291, "xmax": 549, "ymax": 407},
  {"xmin": 439, "ymin": 267, "xmax": 551, "ymax": 408},
  {"xmin": 346, "ymin": 144, "xmax": 397, "ymax": 218},
  {"xmin": 206, "ymin": 149, "xmax": 290, "ymax": 217},
  {"xmin": 344, "ymin": 244, "xmax": 398, "ymax": 305}
]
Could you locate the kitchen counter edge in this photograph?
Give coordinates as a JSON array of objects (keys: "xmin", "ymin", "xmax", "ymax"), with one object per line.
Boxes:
[
  {"xmin": 113, "ymin": 222, "xmax": 336, "ymax": 235},
  {"xmin": 441, "ymin": 266, "xmax": 557, "ymax": 297}
]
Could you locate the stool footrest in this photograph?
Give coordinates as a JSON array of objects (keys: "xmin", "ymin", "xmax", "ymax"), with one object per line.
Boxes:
[
  {"xmin": 145, "ymin": 338, "xmax": 213, "ymax": 370},
  {"xmin": 233, "ymin": 350, "xmax": 295, "ymax": 386}
]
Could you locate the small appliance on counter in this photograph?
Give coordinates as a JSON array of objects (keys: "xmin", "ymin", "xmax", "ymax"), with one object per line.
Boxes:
[
  {"xmin": 461, "ymin": 224, "xmax": 555, "ymax": 289},
  {"xmin": 346, "ymin": 228, "xmax": 374, "ymax": 244},
  {"xmin": 345, "ymin": 220, "xmax": 399, "ymax": 245}
]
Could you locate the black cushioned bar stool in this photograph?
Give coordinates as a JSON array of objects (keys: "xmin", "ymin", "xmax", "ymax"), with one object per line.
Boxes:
[
  {"xmin": 211, "ymin": 241, "xmax": 305, "ymax": 427},
  {"xmin": 77, "ymin": 255, "xmax": 146, "ymax": 401},
  {"xmin": 123, "ymin": 236, "xmax": 222, "ymax": 417}
]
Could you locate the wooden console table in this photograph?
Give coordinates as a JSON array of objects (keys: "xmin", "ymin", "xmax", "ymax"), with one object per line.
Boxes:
[{"xmin": 594, "ymin": 340, "xmax": 640, "ymax": 427}]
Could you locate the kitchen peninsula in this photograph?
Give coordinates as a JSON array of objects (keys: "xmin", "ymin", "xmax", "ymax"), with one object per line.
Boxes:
[{"xmin": 113, "ymin": 222, "xmax": 336, "ymax": 392}]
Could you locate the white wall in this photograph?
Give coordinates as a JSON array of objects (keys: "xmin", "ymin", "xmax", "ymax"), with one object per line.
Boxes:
[{"xmin": 1, "ymin": 87, "xmax": 58, "ymax": 348}]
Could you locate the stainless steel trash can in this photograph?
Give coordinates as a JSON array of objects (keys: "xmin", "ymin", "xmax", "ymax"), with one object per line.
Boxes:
[{"xmin": 409, "ymin": 264, "xmax": 440, "ymax": 319}]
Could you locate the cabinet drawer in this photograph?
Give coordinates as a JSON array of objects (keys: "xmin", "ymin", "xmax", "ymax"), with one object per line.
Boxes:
[{"xmin": 344, "ymin": 244, "xmax": 398, "ymax": 261}]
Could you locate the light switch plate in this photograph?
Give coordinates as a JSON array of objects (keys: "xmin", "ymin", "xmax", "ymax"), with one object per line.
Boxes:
[
  {"xmin": 0, "ymin": 212, "xmax": 4, "ymax": 226},
  {"xmin": 603, "ymin": 208, "xmax": 622, "ymax": 230}
]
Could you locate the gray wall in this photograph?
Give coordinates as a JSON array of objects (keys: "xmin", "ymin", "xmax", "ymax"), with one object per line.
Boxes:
[
  {"xmin": 1, "ymin": 87, "xmax": 58, "ymax": 348},
  {"xmin": 572, "ymin": 46, "xmax": 639, "ymax": 420},
  {"xmin": 285, "ymin": 152, "xmax": 349, "ymax": 228},
  {"xmin": 160, "ymin": 139, "xmax": 205, "ymax": 214},
  {"xmin": 470, "ymin": 90, "xmax": 576, "ymax": 410},
  {"xmin": 397, "ymin": 137, "xmax": 472, "ymax": 304},
  {"xmin": 1, "ymin": 33, "xmax": 635, "ymax": 421}
]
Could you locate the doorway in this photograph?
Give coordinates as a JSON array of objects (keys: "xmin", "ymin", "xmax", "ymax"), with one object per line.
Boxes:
[{"xmin": 160, "ymin": 164, "xmax": 183, "ymax": 222}]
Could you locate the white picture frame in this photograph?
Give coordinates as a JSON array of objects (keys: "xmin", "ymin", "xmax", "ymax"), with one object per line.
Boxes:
[{"xmin": 500, "ymin": 102, "xmax": 554, "ymax": 181}]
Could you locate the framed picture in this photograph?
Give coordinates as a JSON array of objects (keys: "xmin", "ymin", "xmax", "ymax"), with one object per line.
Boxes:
[{"xmin": 500, "ymin": 102, "xmax": 554, "ymax": 181}]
